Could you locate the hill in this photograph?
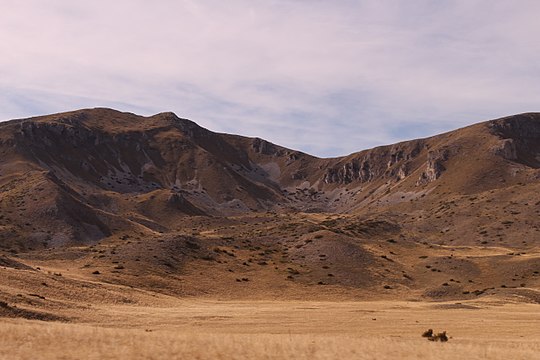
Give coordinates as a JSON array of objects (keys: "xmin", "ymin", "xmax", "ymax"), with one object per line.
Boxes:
[{"xmin": 0, "ymin": 108, "xmax": 539, "ymax": 305}]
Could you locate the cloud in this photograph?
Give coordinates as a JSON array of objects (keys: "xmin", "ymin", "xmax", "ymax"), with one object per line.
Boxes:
[{"xmin": 0, "ymin": 0, "xmax": 539, "ymax": 157}]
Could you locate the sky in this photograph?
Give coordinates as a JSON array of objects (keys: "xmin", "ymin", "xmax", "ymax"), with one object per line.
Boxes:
[{"xmin": 1, "ymin": 1, "xmax": 539, "ymax": 157}]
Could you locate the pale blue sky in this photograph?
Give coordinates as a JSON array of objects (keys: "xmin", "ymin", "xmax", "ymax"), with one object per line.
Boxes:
[{"xmin": 1, "ymin": 1, "xmax": 539, "ymax": 157}]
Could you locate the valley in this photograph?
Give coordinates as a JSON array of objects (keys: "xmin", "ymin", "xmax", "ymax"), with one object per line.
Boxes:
[{"xmin": 0, "ymin": 108, "xmax": 539, "ymax": 358}]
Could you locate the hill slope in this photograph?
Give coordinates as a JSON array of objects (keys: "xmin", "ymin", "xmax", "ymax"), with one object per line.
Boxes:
[{"xmin": 0, "ymin": 108, "xmax": 539, "ymax": 304}]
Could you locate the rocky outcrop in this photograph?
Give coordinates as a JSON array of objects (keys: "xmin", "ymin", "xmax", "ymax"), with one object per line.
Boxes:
[
  {"xmin": 416, "ymin": 149, "xmax": 449, "ymax": 186},
  {"xmin": 323, "ymin": 159, "xmax": 374, "ymax": 184},
  {"xmin": 489, "ymin": 113, "xmax": 540, "ymax": 140},
  {"xmin": 252, "ymin": 138, "xmax": 283, "ymax": 156},
  {"xmin": 395, "ymin": 164, "xmax": 409, "ymax": 181},
  {"xmin": 489, "ymin": 113, "xmax": 540, "ymax": 168},
  {"xmin": 492, "ymin": 139, "xmax": 518, "ymax": 161},
  {"xmin": 323, "ymin": 141, "xmax": 424, "ymax": 184}
]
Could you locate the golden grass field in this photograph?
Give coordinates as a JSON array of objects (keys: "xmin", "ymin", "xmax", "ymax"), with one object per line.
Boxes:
[{"xmin": 1, "ymin": 299, "xmax": 539, "ymax": 359}]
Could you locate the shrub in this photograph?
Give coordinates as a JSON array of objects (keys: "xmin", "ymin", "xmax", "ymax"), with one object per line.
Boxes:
[{"xmin": 423, "ymin": 329, "xmax": 449, "ymax": 342}]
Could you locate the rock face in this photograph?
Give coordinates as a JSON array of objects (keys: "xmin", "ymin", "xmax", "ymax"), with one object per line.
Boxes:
[
  {"xmin": 395, "ymin": 164, "xmax": 409, "ymax": 181},
  {"xmin": 323, "ymin": 141, "xmax": 424, "ymax": 184},
  {"xmin": 489, "ymin": 113, "xmax": 540, "ymax": 168},
  {"xmin": 492, "ymin": 139, "xmax": 518, "ymax": 161},
  {"xmin": 252, "ymin": 138, "xmax": 281, "ymax": 156},
  {"xmin": 416, "ymin": 148, "xmax": 449, "ymax": 186},
  {"xmin": 323, "ymin": 159, "xmax": 375, "ymax": 184}
]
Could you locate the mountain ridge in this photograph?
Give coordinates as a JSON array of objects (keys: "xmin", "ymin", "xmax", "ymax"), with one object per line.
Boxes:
[{"xmin": 0, "ymin": 108, "xmax": 538, "ymax": 302}]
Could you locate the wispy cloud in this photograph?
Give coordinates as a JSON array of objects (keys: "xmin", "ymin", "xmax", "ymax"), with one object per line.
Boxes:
[{"xmin": 1, "ymin": 0, "xmax": 539, "ymax": 156}]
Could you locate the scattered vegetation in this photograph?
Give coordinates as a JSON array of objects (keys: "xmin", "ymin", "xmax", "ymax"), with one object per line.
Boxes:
[{"xmin": 422, "ymin": 329, "xmax": 449, "ymax": 342}]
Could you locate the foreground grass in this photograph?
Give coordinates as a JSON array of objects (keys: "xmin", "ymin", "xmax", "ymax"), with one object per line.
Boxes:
[
  {"xmin": 1, "ymin": 300, "xmax": 540, "ymax": 359},
  {"xmin": 1, "ymin": 321, "xmax": 539, "ymax": 360}
]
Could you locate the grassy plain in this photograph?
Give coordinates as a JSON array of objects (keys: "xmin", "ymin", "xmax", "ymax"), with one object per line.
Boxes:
[{"xmin": 1, "ymin": 299, "xmax": 539, "ymax": 359}]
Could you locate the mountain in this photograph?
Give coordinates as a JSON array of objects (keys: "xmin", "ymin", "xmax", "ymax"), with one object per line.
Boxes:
[{"xmin": 0, "ymin": 108, "xmax": 539, "ymax": 302}]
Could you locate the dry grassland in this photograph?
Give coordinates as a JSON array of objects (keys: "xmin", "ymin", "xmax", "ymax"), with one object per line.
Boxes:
[{"xmin": 1, "ymin": 300, "xmax": 539, "ymax": 359}]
